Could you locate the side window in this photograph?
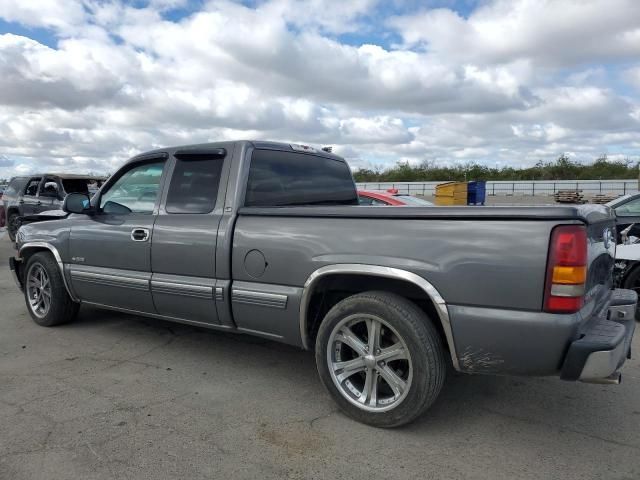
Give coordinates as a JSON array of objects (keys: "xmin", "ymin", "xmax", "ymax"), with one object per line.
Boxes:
[
  {"xmin": 371, "ymin": 198, "xmax": 389, "ymax": 206},
  {"xmin": 245, "ymin": 149, "xmax": 358, "ymax": 207},
  {"xmin": 358, "ymin": 196, "xmax": 373, "ymax": 205},
  {"xmin": 24, "ymin": 178, "xmax": 41, "ymax": 196},
  {"xmin": 165, "ymin": 155, "xmax": 224, "ymax": 214},
  {"xmin": 39, "ymin": 177, "xmax": 60, "ymax": 198},
  {"xmin": 616, "ymin": 198, "xmax": 640, "ymax": 216},
  {"xmin": 99, "ymin": 162, "xmax": 165, "ymax": 214}
]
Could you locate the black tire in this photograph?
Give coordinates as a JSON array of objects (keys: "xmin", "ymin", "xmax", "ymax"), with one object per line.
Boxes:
[
  {"xmin": 622, "ymin": 266, "xmax": 640, "ymax": 322},
  {"xmin": 23, "ymin": 252, "xmax": 79, "ymax": 327},
  {"xmin": 7, "ymin": 213, "xmax": 19, "ymax": 241},
  {"xmin": 315, "ymin": 291, "xmax": 446, "ymax": 428}
]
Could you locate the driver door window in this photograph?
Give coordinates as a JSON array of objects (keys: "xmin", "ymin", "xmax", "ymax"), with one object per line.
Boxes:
[
  {"xmin": 100, "ymin": 162, "xmax": 165, "ymax": 214},
  {"xmin": 22, "ymin": 178, "xmax": 42, "ymax": 215}
]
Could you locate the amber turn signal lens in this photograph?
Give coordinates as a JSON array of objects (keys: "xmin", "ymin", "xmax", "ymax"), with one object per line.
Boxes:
[{"xmin": 552, "ymin": 265, "xmax": 587, "ymax": 284}]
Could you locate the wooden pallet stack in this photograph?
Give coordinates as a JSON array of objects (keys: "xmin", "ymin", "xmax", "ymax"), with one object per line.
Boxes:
[
  {"xmin": 591, "ymin": 194, "xmax": 619, "ymax": 204},
  {"xmin": 554, "ymin": 190, "xmax": 585, "ymax": 204}
]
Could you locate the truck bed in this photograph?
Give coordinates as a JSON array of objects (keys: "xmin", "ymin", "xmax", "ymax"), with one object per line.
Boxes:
[{"xmin": 238, "ymin": 204, "xmax": 613, "ymax": 223}]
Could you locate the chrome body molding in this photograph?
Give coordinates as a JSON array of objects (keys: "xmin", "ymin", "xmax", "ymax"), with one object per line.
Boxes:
[
  {"xmin": 214, "ymin": 286, "xmax": 224, "ymax": 302},
  {"xmin": 151, "ymin": 280, "xmax": 213, "ymax": 299},
  {"xmin": 19, "ymin": 241, "xmax": 79, "ymax": 302},
  {"xmin": 231, "ymin": 289, "xmax": 288, "ymax": 309},
  {"xmin": 70, "ymin": 268, "xmax": 149, "ymax": 291},
  {"xmin": 236, "ymin": 326, "xmax": 284, "ymax": 340},
  {"xmin": 299, "ymin": 264, "xmax": 460, "ymax": 371}
]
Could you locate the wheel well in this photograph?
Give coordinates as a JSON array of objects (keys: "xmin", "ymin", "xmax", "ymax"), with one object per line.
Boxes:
[
  {"xmin": 20, "ymin": 247, "xmax": 53, "ymax": 266},
  {"xmin": 305, "ymin": 273, "xmax": 447, "ymax": 350},
  {"xmin": 622, "ymin": 262, "xmax": 640, "ymax": 288}
]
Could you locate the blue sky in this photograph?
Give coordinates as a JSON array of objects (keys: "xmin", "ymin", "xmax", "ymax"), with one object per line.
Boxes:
[{"xmin": 0, "ymin": 0, "xmax": 638, "ymax": 177}]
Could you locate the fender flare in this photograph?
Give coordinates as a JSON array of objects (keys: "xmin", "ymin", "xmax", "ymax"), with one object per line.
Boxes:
[
  {"xmin": 19, "ymin": 241, "xmax": 79, "ymax": 302},
  {"xmin": 299, "ymin": 263, "xmax": 460, "ymax": 371}
]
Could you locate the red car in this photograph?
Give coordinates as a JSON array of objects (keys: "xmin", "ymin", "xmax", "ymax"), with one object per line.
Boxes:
[{"xmin": 357, "ymin": 189, "xmax": 433, "ymax": 206}]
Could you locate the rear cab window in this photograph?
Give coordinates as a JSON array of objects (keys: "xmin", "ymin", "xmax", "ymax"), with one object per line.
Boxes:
[
  {"xmin": 165, "ymin": 154, "xmax": 224, "ymax": 214},
  {"xmin": 245, "ymin": 149, "xmax": 357, "ymax": 207}
]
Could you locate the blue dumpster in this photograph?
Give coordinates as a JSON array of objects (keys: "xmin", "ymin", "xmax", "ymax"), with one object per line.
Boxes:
[{"xmin": 467, "ymin": 181, "xmax": 486, "ymax": 205}]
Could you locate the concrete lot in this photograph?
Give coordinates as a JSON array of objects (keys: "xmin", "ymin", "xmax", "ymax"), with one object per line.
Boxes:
[{"xmin": 0, "ymin": 229, "xmax": 639, "ymax": 480}]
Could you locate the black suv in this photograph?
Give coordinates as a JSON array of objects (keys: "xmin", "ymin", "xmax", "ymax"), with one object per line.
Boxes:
[{"xmin": 1, "ymin": 174, "xmax": 106, "ymax": 241}]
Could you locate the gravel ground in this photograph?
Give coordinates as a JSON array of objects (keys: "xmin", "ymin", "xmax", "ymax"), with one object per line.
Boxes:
[{"xmin": 0, "ymin": 230, "xmax": 639, "ymax": 480}]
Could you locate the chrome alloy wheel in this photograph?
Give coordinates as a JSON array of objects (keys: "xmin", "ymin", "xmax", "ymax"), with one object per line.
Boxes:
[
  {"xmin": 327, "ymin": 314, "xmax": 413, "ymax": 412},
  {"xmin": 26, "ymin": 263, "xmax": 52, "ymax": 319}
]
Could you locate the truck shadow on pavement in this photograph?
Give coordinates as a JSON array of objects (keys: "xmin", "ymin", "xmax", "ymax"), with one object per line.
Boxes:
[{"xmin": 68, "ymin": 305, "xmax": 640, "ymax": 448}]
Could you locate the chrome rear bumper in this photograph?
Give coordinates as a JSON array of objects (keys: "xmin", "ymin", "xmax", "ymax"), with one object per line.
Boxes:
[{"xmin": 561, "ymin": 289, "xmax": 636, "ymax": 384}]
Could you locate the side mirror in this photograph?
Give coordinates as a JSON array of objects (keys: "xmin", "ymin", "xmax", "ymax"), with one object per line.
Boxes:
[{"xmin": 63, "ymin": 193, "xmax": 92, "ymax": 214}]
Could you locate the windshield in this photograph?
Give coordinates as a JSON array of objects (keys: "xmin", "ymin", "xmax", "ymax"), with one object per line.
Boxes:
[
  {"xmin": 606, "ymin": 194, "xmax": 635, "ymax": 208},
  {"xmin": 395, "ymin": 195, "xmax": 433, "ymax": 206}
]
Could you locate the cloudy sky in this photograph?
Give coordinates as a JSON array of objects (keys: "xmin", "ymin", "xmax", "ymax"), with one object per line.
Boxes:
[{"xmin": 0, "ymin": 0, "xmax": 639, "ymax": 178}]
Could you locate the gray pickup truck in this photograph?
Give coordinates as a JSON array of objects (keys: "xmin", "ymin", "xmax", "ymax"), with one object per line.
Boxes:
[{"xmin": 8, "ymin": 141, "xmax": 637, "ymax": 427}]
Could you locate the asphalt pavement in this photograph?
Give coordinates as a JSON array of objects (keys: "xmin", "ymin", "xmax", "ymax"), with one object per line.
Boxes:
[{"xmin": 0, "ymin": 234, "xmax": 639, "ymax": 480}]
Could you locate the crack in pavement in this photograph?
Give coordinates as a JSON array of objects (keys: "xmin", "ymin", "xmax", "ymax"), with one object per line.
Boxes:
[{"xmin": 480, "ymin": 406, "xmax": 640, "ymax": 451}]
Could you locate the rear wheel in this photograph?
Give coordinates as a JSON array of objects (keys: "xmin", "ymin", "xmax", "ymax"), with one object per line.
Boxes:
[
  {"xmin": 24, "ymin": 252, "xmax": 79, "ymax": 327},
  {"xmin": 315, "ymin": 291, "xmax": 446, "ymax": 427},
  {"xmin": 7, "ymin": 213, "xmax": 20, "ymax": 241}
]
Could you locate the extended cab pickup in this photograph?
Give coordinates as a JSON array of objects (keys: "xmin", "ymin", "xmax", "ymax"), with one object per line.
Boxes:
[{"xmin": 9, "ymin": 141, "xmax": 637, "ymax": 427}]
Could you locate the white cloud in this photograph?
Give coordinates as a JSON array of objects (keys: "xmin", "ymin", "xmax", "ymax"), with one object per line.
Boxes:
[
  {"xmin": 0, "ymin": 0, "xmax": 638, "ymax": 177},
  {"xmin": 0, "ymin": 0, "xmax": 86, "ymax": 31},
  {"xmin": 390, "ymin": 0, "xmax": 640, "ymax": 67}
]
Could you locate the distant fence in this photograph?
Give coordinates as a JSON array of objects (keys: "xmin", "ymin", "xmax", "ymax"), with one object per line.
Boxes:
[{"xmin": 356, "ymin": 180, "xmax": 639, "ymax": 197}]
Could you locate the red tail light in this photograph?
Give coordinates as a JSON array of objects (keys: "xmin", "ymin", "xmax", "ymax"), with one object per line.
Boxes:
[{"xmin": 544, "ymin": 225, "xmax": 587, "ymax": 313}]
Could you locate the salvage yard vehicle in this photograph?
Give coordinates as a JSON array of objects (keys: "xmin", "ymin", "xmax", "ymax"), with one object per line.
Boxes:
[
  {"xmin": 612, "ymin": 223, "xmax": 640, "ymax": 321},
  {"xmin": 1, "ymin": 173, "xmax": 106, "ymax": 241},
  {"xmin": 606, "ymin": 193, "xmax": 640, "ymax": 241},
  {"xmin": 8, "ymin": 141, "xmax": 637, "ymax": 427},
  {"xmin": 358, "ymin": 189, "xmax": 434, "ymax": 206}
]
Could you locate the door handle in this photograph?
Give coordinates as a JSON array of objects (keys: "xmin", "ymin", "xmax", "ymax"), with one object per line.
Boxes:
[
  {"xmin": 131, "ymin": 228, "xmax": 150, "ymax": 242},
  {"xmin": 36, "ymin": 201, "xmax": 42, "ymax": 206}
]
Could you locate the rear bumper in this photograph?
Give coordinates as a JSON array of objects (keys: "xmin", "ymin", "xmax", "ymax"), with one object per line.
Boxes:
[
  {"xmin": 449, "ymin": 288, "xmax": 636, "ymax": 381},
  {"xmin": 9, "ymin": 256, "xmax": 23, "ymax": 291},
  {"xmin": 560, "ymin": 289, "xmax": 636, "ymax": 383}
]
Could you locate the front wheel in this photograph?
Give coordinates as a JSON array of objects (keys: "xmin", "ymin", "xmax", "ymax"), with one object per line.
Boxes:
[
  {"xmin": 23, "ymin": 252, "xmax": 79, "ymax": 327},
  {"xmin": 315, "ymin": 291, "xmax": 446, "ymax": 427}
]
